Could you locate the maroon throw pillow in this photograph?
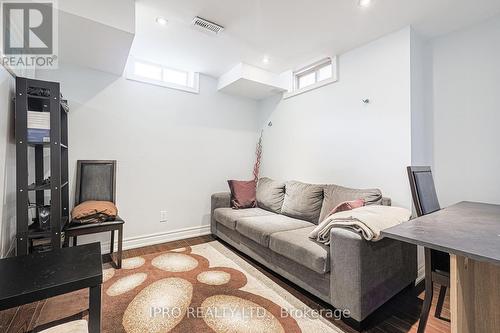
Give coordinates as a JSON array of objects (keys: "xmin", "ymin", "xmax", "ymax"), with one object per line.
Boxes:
[
  {"xmin": 326, "ymin": 198, "xmax": 365, "ymax": 219},
  {"xmin": 227, "ymin": 180, "xmax": 257, "ymax": 209}
]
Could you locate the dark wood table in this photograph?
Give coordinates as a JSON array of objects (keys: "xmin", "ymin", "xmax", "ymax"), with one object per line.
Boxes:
[
  {"xmin": 382, "ymin": 201, "xmax": 500, "ymax": 333},
  {"xmin": 0, "ymin": 243, "xmax": 103, "ymax": 333}
]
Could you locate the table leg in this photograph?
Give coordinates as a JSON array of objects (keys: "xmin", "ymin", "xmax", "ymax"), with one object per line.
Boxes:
[
  {"xmin": 88, "ymin": 284, "xmax": 101, "ymax": 333},
  {"xmin": 450, "ymin": 254, "xmax": 500, "ymax": 333}
]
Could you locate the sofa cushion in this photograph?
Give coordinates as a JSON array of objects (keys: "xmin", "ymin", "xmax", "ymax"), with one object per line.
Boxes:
[
  {"xmin": 227, "ymin": 180, "xmax": 257, "ymax": 209},
  {"xmin": 281, "ymin": 181, "xmax": 324, "ymax": 224},
  {"xmin": 269, "ymin": 226, "xmax": 330, "ymax": 274},
  {"xmin": 319, "ymin": 185, "xmax": 382, "ymax": 222},
  {"xmin": 235, "ymin": 215, "xmax": 313, "ymax": 247},
  {"xmin": 214, "ymin": 208, "xmax": 274, "ymax": 230},
  {"xmin": 256, "ymin": 177, "xmax": 286, "ymax": 213}
]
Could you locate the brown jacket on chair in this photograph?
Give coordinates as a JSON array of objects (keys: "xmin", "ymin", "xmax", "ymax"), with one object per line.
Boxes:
[{"xmin": 71, "ymin": 200, "xmax": 118, "ymax": 224}]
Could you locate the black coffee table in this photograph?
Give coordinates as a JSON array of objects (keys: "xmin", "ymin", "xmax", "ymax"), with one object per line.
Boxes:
[{"xmin": 0, "ymin": 243, "xmax": 103, "ymax": 333}]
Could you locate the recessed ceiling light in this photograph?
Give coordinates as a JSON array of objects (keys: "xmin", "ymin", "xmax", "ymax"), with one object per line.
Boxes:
[
  {"xmin": 262, "ymin": 56, "xmax": 270, "ymax": 64},
  {"xmin": 358, "ymin": 0, "xmax": 372, "ymax": 8},
  {"xmin": 156, "ymin": 17, "xmax": 168, "ymax": 26}
]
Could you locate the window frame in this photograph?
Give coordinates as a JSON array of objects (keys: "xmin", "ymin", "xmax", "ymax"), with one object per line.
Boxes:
[
  {"xmin": 296, "ymin": 69, "xmax": 317, "ymax": 90},
  {"xmin": 284, "ymin": 57, "xmax": 338, "ymax": 99},
  {"xmin": 126, "ymin": 57, "xmax": 200, "ymax": 94}
]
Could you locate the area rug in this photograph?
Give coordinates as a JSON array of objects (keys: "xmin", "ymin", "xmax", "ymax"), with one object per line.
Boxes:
[{"xmin": 38, "ymin": 241, "xmax": 344, "ymax": 333}]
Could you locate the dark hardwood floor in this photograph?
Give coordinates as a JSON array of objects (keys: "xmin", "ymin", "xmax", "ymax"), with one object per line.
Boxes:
[{"xmin": 0, "ymin": 235, "xmax": 450, "ymax": 333}]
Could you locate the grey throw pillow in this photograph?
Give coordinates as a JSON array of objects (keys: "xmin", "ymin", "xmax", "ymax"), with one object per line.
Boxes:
[
  {"xmin": 319, "ymin": 185, "xmax": 382, "ymax": 222},
  {"xmin": 281, "ymin": 181, "xmax": 324, "ymax": 224},
  {"xmin": 256, "ymin": 177, "xmax": 286, "ymax": 213}
]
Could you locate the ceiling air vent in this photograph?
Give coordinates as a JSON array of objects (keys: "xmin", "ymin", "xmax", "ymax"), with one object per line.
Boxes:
[{"xmin": 192, "ymin": 16, "xmax": 224, "ymax": 35}]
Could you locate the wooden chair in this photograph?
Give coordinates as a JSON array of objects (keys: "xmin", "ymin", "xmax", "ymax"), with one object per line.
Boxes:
[
  {"xmin": 407, "ymin": 166, "xmax": 450, "ymax": 333},
  {"xmin": 64, "ymin": 160, "xmax": 123, "ymax": 268}
]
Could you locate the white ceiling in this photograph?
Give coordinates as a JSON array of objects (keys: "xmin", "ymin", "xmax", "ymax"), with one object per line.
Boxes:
[
  {"xmin": 58, "ymin": 0, "xmax": 135, "ymax": 33},
  {"xmin": 59, "ymin": 11, "xmax": 135, "ymax": 75},
  {"xmin": 131, "ymin": 0, "xmax": 500, "ymax": 77},
  {"xmin": 54, "ymin": 0, "xmax": 135, "ymax": 75}
]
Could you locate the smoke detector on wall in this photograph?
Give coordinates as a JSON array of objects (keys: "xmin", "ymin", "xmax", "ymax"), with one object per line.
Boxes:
[{"xmin": 192, "ymin": 16, "xmax": 224, "ymax": 35}]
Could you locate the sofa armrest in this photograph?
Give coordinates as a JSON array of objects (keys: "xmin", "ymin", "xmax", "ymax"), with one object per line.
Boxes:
[
  {"xmin": 329, "ymin": 228, "xmax": 416, "ymax": 322},
  {"xmin": 211, "ymin": 192, "xmax": 231, "ymax": 234}
]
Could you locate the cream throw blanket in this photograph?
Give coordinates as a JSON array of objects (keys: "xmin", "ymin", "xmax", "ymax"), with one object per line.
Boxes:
[{"xmin": 309, "ymin": 205, "xmax": 412, "ymax": 244}]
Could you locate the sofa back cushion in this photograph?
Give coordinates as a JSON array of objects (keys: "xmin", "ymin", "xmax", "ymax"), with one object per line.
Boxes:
[
  {"xmin": 281, "ymin": 181, "xmax": 324, "ymax": 224},
  {"xmin": 319, "ymin": 185, "xmax": 382, "ymax": 222},
  {"xmin": 256, "ymin": 177, "xmax": 286, "ymax": 213}
]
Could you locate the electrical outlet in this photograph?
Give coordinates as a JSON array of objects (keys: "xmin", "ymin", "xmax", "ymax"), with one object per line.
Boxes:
[{"xmin": 160, "ymin": 211, "xmax": 168, "ymax": 223}]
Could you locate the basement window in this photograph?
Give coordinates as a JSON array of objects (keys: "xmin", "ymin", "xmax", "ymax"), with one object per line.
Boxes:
[
  {"xmin": 284, "ymin": 57, "xmax": 337, "ymax": 99},
  {"xmin": 126, "ymin": 57, "xmax": 199, "ymax": 93},
  {"xmin": 295, "ymin": 58, "xmax": 333, "ymax": 90},
  {"xmin": 134, "ymin": 62, "xmax": 162, "ymax": 81}
]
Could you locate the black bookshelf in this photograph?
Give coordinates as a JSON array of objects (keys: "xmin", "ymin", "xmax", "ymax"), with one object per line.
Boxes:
[{"xmin": 15, "ymin": 77, "xmax": 69, "ymax": 255}]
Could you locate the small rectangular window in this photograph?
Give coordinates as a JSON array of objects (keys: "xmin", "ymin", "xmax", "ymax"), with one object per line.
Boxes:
[
  {"xmin": 317, "ymin": 63, "xmax": 333, "ymax": 81},
  {"xmin": 163, "ymin": 68, "xmax": 188, "ymax": 86},
  {"xmin": 134, "ymin": 62, "xmax": 162, "ymax": 81},
  {"xmin": 297, "ymin": 71, "xmax": 316, "ymax": 90},
  {"xmin": 293, "ymin": 58, "xmax": 334, "ymax": 92},
  {"xmin": 126, "ymin": 57, "xmax": 200, "ymax": 94}
]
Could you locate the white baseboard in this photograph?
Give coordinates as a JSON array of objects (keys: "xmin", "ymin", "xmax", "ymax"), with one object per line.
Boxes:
[
  {"xmin": 416, "ymin": 263, "xmax": 425, "ymax": 284},
  {"xmin": 99, "ymin": 225, "xmax": 211, "ymax": 254}
]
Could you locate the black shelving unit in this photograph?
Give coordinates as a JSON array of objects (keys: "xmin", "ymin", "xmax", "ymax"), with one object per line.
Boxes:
[{"xmin": 15, "ymin": 77, "xmax": 69, "ymax": 255}]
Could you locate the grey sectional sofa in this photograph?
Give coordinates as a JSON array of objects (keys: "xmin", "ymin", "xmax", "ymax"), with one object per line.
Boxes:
[{"xmin": 211, "ymin": 178, "xmax": 417, "ymax": 325}]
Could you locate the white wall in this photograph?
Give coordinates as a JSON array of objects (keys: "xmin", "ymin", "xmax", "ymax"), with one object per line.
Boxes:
[
  {"xmin": 411, "ymin": 30, "xmax": 433, "ymax": 166},
  {"xmin": 36, "ymin": 64, "xmax": 260, "ymax": 247},
  {"xmin": 429, "ymin": 16, "xmax": 500, "ymax": 206},
  {"xmin": 258, "ymin": 28, "xmax": 413, "ymax": 209},
  {"xmin": 0, "ymin": 66, "xmax": 16, "ymax": 257},
  {"xmin": 409, "ymin": 29, "xmax": 432, "ymax": 278}
]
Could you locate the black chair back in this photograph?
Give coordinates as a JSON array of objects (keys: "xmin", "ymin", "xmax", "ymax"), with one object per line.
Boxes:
[
  {"xmin": 75, "ymin": 160, "xmax": 116, "ymax": 205},
  {"xmin": 407, "ymin": 166, "xmax": 440, "ymax": 217},
  {"xmin": 407, "ymin": 166, "xmax": 448, "ymax": 272}
]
